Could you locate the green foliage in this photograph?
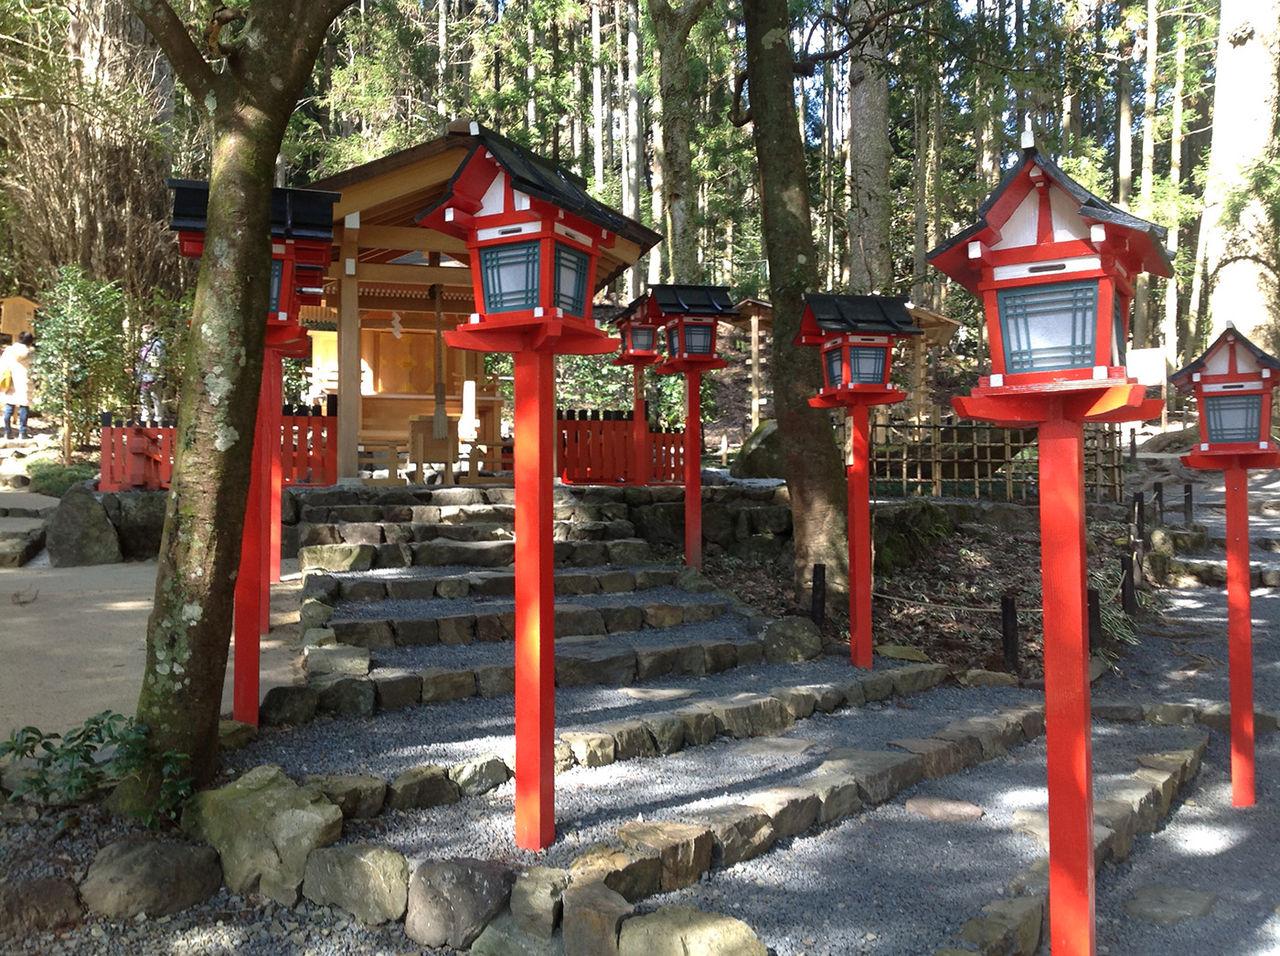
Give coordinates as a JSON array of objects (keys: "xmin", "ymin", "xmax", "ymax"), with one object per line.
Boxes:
[
  {"xmin": 25, "ymin": 459, "xmax": 97, "ymax": 497},
  {"xmin": 1, "ymin": 711, "xmax": 193, "ymax": 826},
  {"xmin": 32, "ymin": 266, "xmax": 131, "ymax": 456}
]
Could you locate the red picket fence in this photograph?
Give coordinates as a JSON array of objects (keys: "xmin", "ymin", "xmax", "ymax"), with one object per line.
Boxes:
[
  {"xmin": 556, "ymin": 411, "xmax": 684, "ymax": 485},
  {"xmin": 99, "ymin": 413, "xmax": 338, "ymax": 492}
]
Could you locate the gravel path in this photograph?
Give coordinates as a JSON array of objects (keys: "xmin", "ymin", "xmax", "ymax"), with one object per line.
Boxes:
[{"xmin": 10, "ymin": 463, "xmax": 1280, "ymax": 954}]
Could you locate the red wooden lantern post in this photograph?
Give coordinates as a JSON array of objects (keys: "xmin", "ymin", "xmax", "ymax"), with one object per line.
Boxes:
[
  {"xmin": 170, "ymin": 181, "xmax": 338, "ymax": 727},
  {"xmin": 643, "ymin": 286, "xmax": 735, "ymax": 569},
  {"xmin": 929, "ymin": 137, "xmax": 1172, "ymax": 956},
  {"xmin": 795, "ymin": 294, "xmax": 922, "ymax": 668},
  {"xmin": 1171, "ymin": 327, "xmax": 1280, "ymax": 807},
  {"xmin": 418, "ymin": 125, "xmax": 658, "ymax": 849},
  {"xmin": 611, "ymin": 308, "xmax": 662, "ymax": 485}
]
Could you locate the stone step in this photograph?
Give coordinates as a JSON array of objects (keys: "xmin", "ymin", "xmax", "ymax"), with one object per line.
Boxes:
[
  {"xmin": 0, "ymin": 515, "xmax": 44, "ymax": 567},
  {"xmin": 297, "ymin": 535, "xmax": 655, "ymax": 573},
  {"xmin": 221, "ymin": 669, "xmax": 1207, "ymax": 950},
  {"xmin": 297, "ymin": 515, "xmax": 641, "ymax": 549},
  {"xmin": 309, "ymin": 565, "xmax": 687, "ymax": 605},
  {"xmin": 320, "ymin": 590, "xmax": 739, "ymax": 651}
]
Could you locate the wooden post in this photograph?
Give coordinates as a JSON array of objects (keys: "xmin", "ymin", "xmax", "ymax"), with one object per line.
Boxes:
[
  {"xmin": 1038, "ymin": 414, "xmax": 1095, "ymax": 956},
  {"xmin": 810, "ymin": 564, "xmax": 826, "ymax": 627},
  {"xmin": 1001, "ymin": 594, "xmax": 1019, "ymax": 673},
  {"xmin": 513, "ymin": 349, "xmax": 556, "ymax": 849},
  {"xmin": 1184, "ymin": 483, "xmax": 1193, "ymax": 526},
  {"xmin": 750, "ymin": 314, "xmax": 761, "ymax": 432},
  {"xmin": 1224, "ymin": 464, "xmax": 1256, "ymax": 807},
  {"xmin": 848, "ymin": 404, "xmax": 873, "ymax": 668}
]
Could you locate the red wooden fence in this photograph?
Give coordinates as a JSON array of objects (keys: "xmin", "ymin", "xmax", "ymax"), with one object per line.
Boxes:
[
  {"xmin": 556, "ymin": 413, "xmax": 684, "ymax": 485},
  {"xmin": 99, "ymin": 414, "xmax": 338, "ymax": 491}
]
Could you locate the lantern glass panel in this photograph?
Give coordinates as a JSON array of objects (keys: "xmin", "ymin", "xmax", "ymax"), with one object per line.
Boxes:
[
  {"xmin": 269, "ymin": 258, "xmax": 284, "ymax": 313},
  {"xmin": 554, "ymin": 243, "xmax": 589, "ymax": 316},
  {"xmin": 1112, "ymin": 293, "xmax": 1127, "ymax": 366},
  {"xmin": 997, "ymin": 279, "xmax": 1098, "ymax": 373},
  {"xmin": 823, "ymin": 346, "xmax": 844, "ymax": 387},
  {"xmin": 1204, "ymin": 393, "xmax": 1263, "ymax": 443},
  {"xmin": 479, "ymin": 240, "xmax": 541, "ymax": 313},
  {"xmin": 629, "ymin": 326, "xmax": 655, "ymax": 352},
  {"xmin": 683, "ymin": 322, "xmax": 715, "ymax": 354},
  {"xmin": 850, "ymin": 346, "xmax": 887, "ymax": 384},
  {"xmin": 666, "ymin": 326, "xmax": 679, "ymax": 355}
]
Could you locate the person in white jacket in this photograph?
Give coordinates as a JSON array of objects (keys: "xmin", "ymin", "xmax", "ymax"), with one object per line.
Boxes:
[{"xmin": 1, "ymin": 331, "xmax": 34, "ymax": 440}]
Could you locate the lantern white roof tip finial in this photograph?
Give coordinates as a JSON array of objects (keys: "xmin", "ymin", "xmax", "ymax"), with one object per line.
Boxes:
[{"xmin": 1021, "ymin": 121, "xmax": 1035, "ymax": 152}]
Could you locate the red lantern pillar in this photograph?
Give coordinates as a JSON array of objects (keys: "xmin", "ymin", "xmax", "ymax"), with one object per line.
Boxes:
[
  {"xmin": 847, "ymin": 404, "xmax": 873, "ymax": 668},
  {"xmin": 1173, "ymin": 328, "xmax": 1280, "ymax": 808},
  {"xmin": 685, "ymin": 371, "xmax": 704, "ymax": 568},
  {"xmin": 1038, "ymin": 411, "xmax": 1094, "ymax": 948},
  {"xmin": 632, "ymin": 364, "xmax": 649, "ymax": 485},
  {"xmin": 513, "ymin": 349, "xmax": 557, "ymax": 847},
  {"xmin": 1224, "ymin": 464, "xmax": 1255, "ymax": 806}
]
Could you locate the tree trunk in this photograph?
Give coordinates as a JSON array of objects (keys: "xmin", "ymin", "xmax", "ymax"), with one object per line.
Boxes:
[
  {"xmin": 1162, "ymin": 8, "xmax": 1187, "ymax": 371},
  {"xmin": 591, "ymin": 0, "xmax": 605, "ymax": 189},
  {"xmin": 1202, "ymin": 0, "xmax": 1280, "ymax": 344},
  {"xmin": 846, "ymin": 0, "xmax": 891, "ymax": 293},
  {"xmin": 1116, "ymin": 25, "xmax": 1134, "ymax": 209},
  {"xmin": 647, "ymin": 0, "xmax": 713, "ymax": 284},
  {"xmin": 126, "ymin": 0, "xmax": 356, "ymax": 789},
  {"xmin": 742, "ymin": 0, "xmax": 848, "ymax": 603},
  {"xmin": 1132, "ymin": 0, "xmax": 1159, "ymax": 347}
]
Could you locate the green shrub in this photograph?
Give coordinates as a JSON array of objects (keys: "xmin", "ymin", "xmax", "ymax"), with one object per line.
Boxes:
[
  {"xmin": 25, "ymin": 460, "xmax": 98, "ymax": 498},
  {"xmin": 1, "ymin": 710, "xmax": 193, "ymax": 827}
]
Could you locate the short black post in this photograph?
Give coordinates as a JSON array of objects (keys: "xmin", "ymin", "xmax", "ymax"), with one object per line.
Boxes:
[
  {"xmin": 1121, "ymin": 555, "xmax": 1138, "ymax": 615},
  {"xmin": 1133, "ymin": 491, "xmax": 1146, "ymax": 543},
  {"xmin": 1001, "ymin": 593, "xmax": 1019, "ymax": 673},
  {"xmin": 1153, "ymin": 482, "xmax": 1164, "ymax": 527},
  {"xmin": 1184, "ymin": 483, "xmax": 1193, "ymax": 526},
  {"xmin": 1087, "ymin": 588, "xmax": 1102, "ymax": 652},
  {"xmin": 810, "ymin": 564, "xmax": 826, "ymax": 628}
]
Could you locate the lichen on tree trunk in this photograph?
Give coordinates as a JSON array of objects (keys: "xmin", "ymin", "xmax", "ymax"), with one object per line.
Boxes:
[
  {"xmin": 742, "ymin": 0, "xmax": 849, "ymax": 606},
  {"xmin": 125, "ymin": 0, "xmax": 359, "ymax": 794}
]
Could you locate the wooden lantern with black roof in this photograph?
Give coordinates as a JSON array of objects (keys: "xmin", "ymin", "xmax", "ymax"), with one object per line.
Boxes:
[
  {"xmin": 794, "ymin": 294, "xmax": 922, "ymax": 671},
  {"xmin": 928, "ymin": 134, "xmax": 1174, "ymax": 956}
]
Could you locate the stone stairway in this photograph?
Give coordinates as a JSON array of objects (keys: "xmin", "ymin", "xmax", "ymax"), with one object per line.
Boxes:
[{"xmin": 183, "ymin": 480, "xmax": 1222, "ymax": 954}]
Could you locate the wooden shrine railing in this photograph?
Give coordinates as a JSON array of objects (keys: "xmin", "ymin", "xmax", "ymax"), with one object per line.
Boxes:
[
  {"xmin": 557, "ymin": 409, "xmax": 684, "ymax": 485},
  {"xmin": 867, "ymin": 407, "xmax": 1124, "ymax": 503},
  {"xmin": 99, "ymin": 409, "xmax": 338, "ymax": 492}
]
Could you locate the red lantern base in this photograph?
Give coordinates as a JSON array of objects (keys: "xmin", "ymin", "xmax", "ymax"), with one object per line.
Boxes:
[
  {"xmin": 447, "ymin": 315, "xmax": 618, "ymax": 356},
  {"xmin": 807, "ymin": 389, "xmax": 906, "ymax": 668},
  {"xmin": 954, "ymin": 380, "xmax": 1157, "ymax": 956}
]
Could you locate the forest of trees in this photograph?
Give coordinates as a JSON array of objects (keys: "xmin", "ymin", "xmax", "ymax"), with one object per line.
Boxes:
[{"xmin": 4, "ymin": 0, "xmax": 1280, "ymax": 367}]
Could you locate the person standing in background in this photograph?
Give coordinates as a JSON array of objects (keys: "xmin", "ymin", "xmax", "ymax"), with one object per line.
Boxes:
[
  {"xmin": 138, "ymin": 323, "xmax": 166, "ymax": 424},
  {"xmin": 0, "ymin": 330, "xmax": 35, "ymax": 440}
]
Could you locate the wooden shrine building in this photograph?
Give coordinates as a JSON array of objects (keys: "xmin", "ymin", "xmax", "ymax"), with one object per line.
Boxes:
[{"xmin": 306, "ymin": 120, "xmax": 659, "ymax": 478}]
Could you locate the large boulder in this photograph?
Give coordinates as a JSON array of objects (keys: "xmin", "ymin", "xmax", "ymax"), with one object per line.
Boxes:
[
  {"xmin": 762, "ymin": 617, "xmax": 823, "ymax": 663},
  {"xmin": 404, "ymin": 858, "xmax": 514, "ymax": 949},
  {"xmin": 729, "ymin": 420, "xmax": 784, "ymax": 479},
  {"xmin": 0, "ymin": 877, "xmax": 82, "ymax": 941},
  {"xmin": 182, "ymin": 764, "xmax": 343, "ymax": 905},
  {"xmin": 302, "ymin": 845, "xmax": 408, "ymax": 925},
  {"xmin": 79, "ymin": 839, "xmax": 221, "ymax": 918},
  {"xmin": 617, "ymin": 904, "xmax": 768, "ymax": 956},
  {"xmin": 114, "ymin": 490, "xmax": 167, "ymax": 559},
  {"xmin": 47, "ymin": 484, "xmax": 121, "ymax": 566}
]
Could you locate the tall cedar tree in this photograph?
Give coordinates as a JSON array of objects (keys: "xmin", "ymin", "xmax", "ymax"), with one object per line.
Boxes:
[
  {"xmin": 741, "ymin": 0, "xmax": 849, "ymax": 603},
  {"xmin": 122, "ymin": 0, "xmax": 357, "ymax": 793}
]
